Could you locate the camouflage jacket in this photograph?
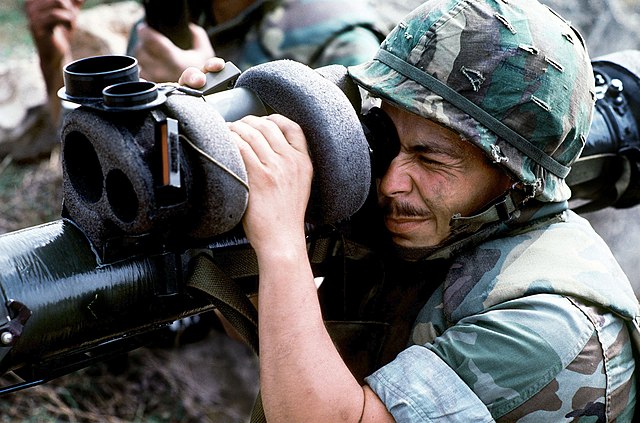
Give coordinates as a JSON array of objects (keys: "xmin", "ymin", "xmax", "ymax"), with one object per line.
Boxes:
[
  {"xmin": 365, "ymin": 208, "xmax": 639, "ymax": 422},
  {"xmin": 201, "ymin": 0, "xmax": 383, "ymax": 70}
]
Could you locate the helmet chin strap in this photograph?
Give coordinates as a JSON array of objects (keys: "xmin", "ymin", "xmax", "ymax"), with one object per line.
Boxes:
[
  {"xmin": 391, "ymin": 186, "xmax": 530, "ymax": 262},
  {"xmin": 448, "ymin": 188, "xmax": 525, "ymax": 235}
]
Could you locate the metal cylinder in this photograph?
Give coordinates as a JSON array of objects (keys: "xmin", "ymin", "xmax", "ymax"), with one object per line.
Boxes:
[{"xmin": 0, "ymin": 219, "xmax": 214, "ymax": 375}]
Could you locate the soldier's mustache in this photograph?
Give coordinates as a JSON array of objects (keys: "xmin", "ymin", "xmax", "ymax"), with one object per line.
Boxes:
[{"xmin": 382, "ymin": 200, "xmax": 430, "ymax": 218}]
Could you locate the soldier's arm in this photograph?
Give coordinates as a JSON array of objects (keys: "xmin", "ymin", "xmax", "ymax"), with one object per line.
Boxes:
[{"xmin": 228, "ymin": 114, "xmax": 395, "ymax": 422}]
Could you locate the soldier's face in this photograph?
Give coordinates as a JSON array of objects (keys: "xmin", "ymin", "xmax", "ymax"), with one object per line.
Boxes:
[{"xmin": 377, "ymin": 103, "xmax": 512, "ymax": 249}]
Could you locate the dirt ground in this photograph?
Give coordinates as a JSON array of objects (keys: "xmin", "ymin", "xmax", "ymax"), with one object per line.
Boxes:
[{"xmin": 0, "ymin": 332, "xmax": 259, "ymax": 423}]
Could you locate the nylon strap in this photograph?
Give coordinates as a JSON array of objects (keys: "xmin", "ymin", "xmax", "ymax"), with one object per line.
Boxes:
[
  {"xmin": 449, "ymin": 192, "xmax": 518, "ymax": 233},
  {"xmin": 374, "ymin": 49, "xmax": 571, "ymax": 178},
  {"xmin": 186, "ymin": 253, "xmax": 266, "ymax": 423},
  {"xmin": 186, "ymin": 234, "xmax": 342, "ymax": 423},
  {"xmin": 187, "ymin": 253, "xmax": 259, "ymax": 354}
]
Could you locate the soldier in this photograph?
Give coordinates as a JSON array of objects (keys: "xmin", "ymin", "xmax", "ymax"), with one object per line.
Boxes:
[
  {"xmin": 129, "ymin": 0, "xmax": 384, "ymax": 82},
  {"xmin": 181, "ymin": 0, "xmax": 640, "ymax": 421}
]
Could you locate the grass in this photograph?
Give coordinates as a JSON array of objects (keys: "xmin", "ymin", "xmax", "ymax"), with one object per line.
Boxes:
[
  {"xmin": 0, "ymin": 335, "xmax": 259, "ymax": 422},
  {"xmin": 0, "ymin": 153, "xmax": 63, "ymax": 233}
]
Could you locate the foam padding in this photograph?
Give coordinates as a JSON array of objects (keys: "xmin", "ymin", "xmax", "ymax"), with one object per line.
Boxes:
[
  {"xmin": 61, "ymin": 95, "xmax": 248, "ymax": 253},
  {"xmin": 235, "ymin": 60, "xmax": 371, "ymax": 224},
  {"xmin": 162, "ymin": 93, "xmax": 248, "ymax": 239},
  {"xmin": 61, "ymin": 108, "xmax": 160, "ymax": 248},
  {"xmin": 315, "ymin": 64, "xmax": 362, "ymax": 113}
]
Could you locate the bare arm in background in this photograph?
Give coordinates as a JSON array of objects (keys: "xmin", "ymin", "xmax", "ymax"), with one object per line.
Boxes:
[
  {"xmin": 131, "ymin": 22, "xmax": 214, "ymax": 83},
  {"xmin": 25, "ymin": 0, "xmax": 84, "ymax": 125}
]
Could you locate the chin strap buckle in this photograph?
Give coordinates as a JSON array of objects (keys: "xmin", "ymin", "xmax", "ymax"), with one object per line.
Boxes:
[{"xmin": 449, "ymin": 192, "xmax": 520, "ymax": 234}]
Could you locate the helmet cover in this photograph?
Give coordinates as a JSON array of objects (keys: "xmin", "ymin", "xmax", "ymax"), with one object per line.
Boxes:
[{"xmin": 349, "ymin": 0, "xmax": 596, "ymax": 202}]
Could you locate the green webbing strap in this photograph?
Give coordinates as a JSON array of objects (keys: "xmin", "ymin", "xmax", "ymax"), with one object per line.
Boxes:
[
  {"xmin": 449, "ymin": 192, "xmax": 518, "ymax": 233},
  {"xmin": 186, "ymin": 253, "xmax": 267, "ymax": 423},
  {"xmin": 187, "ymin": 253, "xmax": 259, "ymax": 355},
  {"xmin": 250, "ymin": 393, "xmax": 266, "ymax": 423},
  {"xmin": 187, "ymin": 255, "xmax": 267, "ymax": 423},
  {"xmin": 565, "ymin": 154, "xmax": 631, "ymax": 213},
  {"xmin": 200, "ymin": 245, "xmax": 260, "ymax": 280},
  {"xmin": 565, "ymin": 154, "xmax": 621, "ymax": 187},
  {"xmin": 187, "ymin": 235, "xmax": 343, "ymax": 423},
  {"xmin": 375, "ymin": 49, "xmax": 571, "ymax": 178}
]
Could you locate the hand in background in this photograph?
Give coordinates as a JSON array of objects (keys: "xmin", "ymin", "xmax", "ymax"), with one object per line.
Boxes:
[
  {"xmin": 26, "ymin": 0, "xmax": 84, "ymax": 67},
  {"xmin": 132, "ymin": 22, "xmax": 215, "ymax": 82}
]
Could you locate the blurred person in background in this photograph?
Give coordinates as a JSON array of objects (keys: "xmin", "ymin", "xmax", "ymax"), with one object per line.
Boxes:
[
  {"xmin": 25, "ymin": 0, "xmax": 85, "ymax": 128},
  {"xmin": 127, "ymin": 0, "xmax": 384, "ymax": 82},
  {"xmin": 19, "ymin": 0, "xmax": 84, "ymax": 163},
  {"xmin": 24, "ymin": 0, "xmax": 382, "ymax": 159}
]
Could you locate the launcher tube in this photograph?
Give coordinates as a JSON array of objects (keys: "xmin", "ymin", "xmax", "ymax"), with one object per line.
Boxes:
[{"xmin": 0, "ymin": 219, "xmax": 212, "ymax": 374}]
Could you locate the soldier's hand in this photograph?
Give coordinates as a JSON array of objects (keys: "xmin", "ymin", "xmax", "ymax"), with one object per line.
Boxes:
[
  {"xmin": 133, "ymin": 22, "xmax": 215, "ymax": 82},
  {"xmin": 228, "ymin": 115, "xmax": 312, "ymax": 255},
  {"xmin": 178, "ymin": 57, "xmax": 226, "ymax": 87}
]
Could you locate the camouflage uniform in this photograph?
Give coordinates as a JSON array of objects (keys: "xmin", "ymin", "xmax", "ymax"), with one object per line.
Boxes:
[
  {"xmin": 364, "ymin": 202, "xmax": 639, "ymax": 421},
  {"xmin": 350, "ymin": 0, "xmax": 593, "ymax": 203},
  {"xmin": 129, "ymin": 0, "xmax": 383, "ymax": 70},
  {"xmin": 210, "ymin": 0, "xmax": 383, "ymax": 69},
  {"xmin": 345, "ymin": 0, "xmax": 640, "ymax": 420}
]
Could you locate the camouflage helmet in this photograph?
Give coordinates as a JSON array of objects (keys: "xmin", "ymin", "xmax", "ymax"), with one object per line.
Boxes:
[{"xmin": 349, "ymin": 0, "xmax": 596, "ymax": 202}]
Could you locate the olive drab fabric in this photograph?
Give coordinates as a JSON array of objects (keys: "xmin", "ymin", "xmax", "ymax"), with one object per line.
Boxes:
[
  {"xmin": 415, "ymin": 209, "xmax": 638, "ymax": 420},
  {"xmin": 205, "ymin": 0, "xmax": 384, "ymax": 69},
  {"xmin": 349, "ymin": 0, "xmax": 596, "ymax": 202},
  {"xmin": 128, "ymin": 0, "xmax": 384, "ymax": 70},
  {"xmin": 365, "ymin": 207, "xmax": 639, "ymax": 421}
]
